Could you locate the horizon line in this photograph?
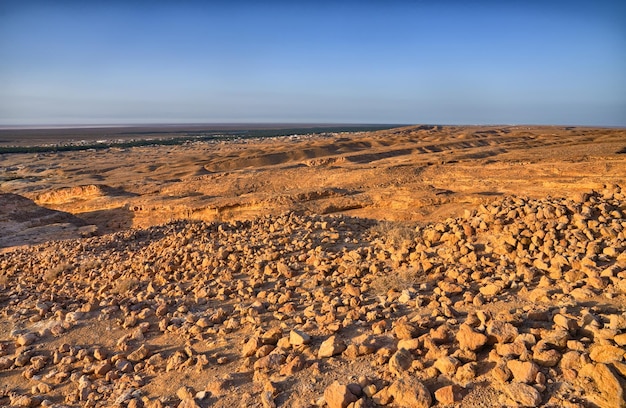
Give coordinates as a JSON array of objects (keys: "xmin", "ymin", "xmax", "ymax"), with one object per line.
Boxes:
[
  {"xmin": 1, "ymin": 122, "xmax": 625, "ymax": 131},
  {"xmin": 0, "ymin": 122, "xmax": 408, "ymax": 131}
]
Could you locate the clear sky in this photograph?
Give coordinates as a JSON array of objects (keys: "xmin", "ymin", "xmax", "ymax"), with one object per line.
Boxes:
[{"xmin": 1, "ymin": 0, "xmax": 625, "ymax": 126}]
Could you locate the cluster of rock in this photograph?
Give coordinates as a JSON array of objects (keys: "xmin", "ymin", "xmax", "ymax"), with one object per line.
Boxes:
[{"xmin": 0, "ymin": 186, "xmax": 624, "ymax": 407}]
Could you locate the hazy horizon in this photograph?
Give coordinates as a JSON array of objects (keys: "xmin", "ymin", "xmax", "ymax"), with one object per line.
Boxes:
[{"xmin": 1, "ymin": 1, "xmax": 625, "ymax": 127}]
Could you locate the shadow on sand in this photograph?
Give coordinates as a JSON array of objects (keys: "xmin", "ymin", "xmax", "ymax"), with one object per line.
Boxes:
[{"xmin": 77, "ymin": 206, "xmax": 135, "ymax": 235}]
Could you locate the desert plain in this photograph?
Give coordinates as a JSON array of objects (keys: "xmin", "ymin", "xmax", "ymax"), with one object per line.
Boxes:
[{"xmin": 0, "ymin": 125, "xmax": 626, "ymax": 407}]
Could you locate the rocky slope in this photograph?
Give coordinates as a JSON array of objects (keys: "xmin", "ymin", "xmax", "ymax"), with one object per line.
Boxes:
[{"xmin": 0, "ymin": 185, "xmax": 625, "ymax": 407}]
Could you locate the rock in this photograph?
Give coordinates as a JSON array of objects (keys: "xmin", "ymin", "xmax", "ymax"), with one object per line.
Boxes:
[
  {"xmin": 289, "ymin": 329, "xmax": 311, "ymax": 346},
  {"xmin": 254, "ymin": 353, "xmax": 286, "ymax": 371},
  {"xmin": 542, "ymin": 329, "xmax": 569, "ymax": 349},
  {"xmin": 389, "ymin": 348, "xmax": 413, "ymax": 375},
  {"xmin": 589, "ymin": 344, "xmax": 625, "ymax": 363},
  {"xmin": 255, "ymin": 345, "xmax": 274, "ymax": 358},
  {"xmin": 318, "ymin": 336, "xmax": 346, "ymax": 358},
  {"xmin": 528, "ymin": 288, "xmax": 550, "ymax": 303},
  {"xmin": 280, "ymin": 354, "xmax": 306, "ymax": 375},
  {"xmin": 502, "ymin": 382, "xmax": 542, "ymax": 407},
  {"xmin": 434, "ymin": 384, "xmax": 463, "ymax": 405},
  {"xmin": 614, "ymin": 333, "xmax": 626, "ymax": 347},
  {"xmin": 9, "ymin": 394, "xmax": 35, "ymax": 407},
  {"xmin": 560, "ymin": 351, "xmax": 582, "ymax": 370},
  {"xmin": 579, "ymin": 363, "xmax": 626, "ymax": 408},
  {"xmin": 495, "ymin": 341, "xmax": 527, "ymax": 358},
  {"xmin": 0, "ymin": 356, "xmax": 14, "ymax": 369},
  {"xmin": 506, "ymin": 359, "xmax": 539, "ymax": 384},
  {"xmin": 394, "ymin": 319, "xmax": 419, "ymax": 339},
  {"xmin": 532, "ymin": 341, "xmax": 561, "ymax": 367},
  {"xmin": 553, "ymin": 314, "xmax": 578, "ymax": 332},
  {"xmin": 372, "ymin": 387, "xmax": 393, "ymax": 405},
  {"xmin": 93, "ymin": 361, "xmax": 112, "ymax": 376},
  {"xmin": 261, "ymin": 390, "xmax": 276, "ymax": 408},
  {"xmin": 457, "ymin": 324, "xmax": 488, "ymax": 351},
  {"xmin": 127, "ymin": 344, "xmax": 150, "ymax": 362},
  {"xmin": 486, "ymin": 320, "xmax": 519, "ymax": 344},
  {"xmin": 324, "ymin": 381, "xmax": 358, "ymax": 408},
  {"xmin": 205, "ymin": 380, "xmax": 229, "ymax": 397},
  {"xmin": 491, "ymin": 363, "xmax": 512, "ymax": 383},
  {"xmin": 178, "ymin": 399, "xmax": 201, "ymax": 408},
  {"xmin": 242, "ymin": 337, "xmax": 261, "ymax": 357},
  {"xmin": 177, "ymin": 386, "xmax": 196, "ymax": 401},
  {"xmin": 480, "ymin": 283, "xmax": 501, "ymax": 297},
  {"xmin": 16, "ymin": 333, "xmax": 37, "ymax": 347},
  {"xmin": 398, "ymin": 338, "xmax": 421, "ymax": 351},
  {"xmin": 388, "ymin": 376, "xmax": 432, "ymax": 408},
  {"xmin": 430, "ymin": 324, "xmax": 453, "ymax": 344},
  {"xmin": 433, "ymin": 356, "xmax": 461, "ymax": 375}
]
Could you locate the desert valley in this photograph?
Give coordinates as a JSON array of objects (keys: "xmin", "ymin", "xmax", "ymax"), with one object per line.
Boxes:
[{"xmin": 1, "ymin": 125, "xmax": 626, "ymax": 407}]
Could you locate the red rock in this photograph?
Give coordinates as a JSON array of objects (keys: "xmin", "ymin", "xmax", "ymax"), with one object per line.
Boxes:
[{"xmin": 324, "ymin": 381, "xmax": 358, "ymax": 408}]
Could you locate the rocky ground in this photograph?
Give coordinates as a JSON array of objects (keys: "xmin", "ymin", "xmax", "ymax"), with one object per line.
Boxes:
[{"xmin": 1, "ymin": 183, "xmax": 625, "ymax": 407}]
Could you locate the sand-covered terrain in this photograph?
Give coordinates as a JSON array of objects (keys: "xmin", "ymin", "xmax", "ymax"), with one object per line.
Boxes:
[
  {"xmin": 1, "ymin": 125, "xmax": 625, "ymax": 244},
  {"xmin": 1, "ymin": 125, "xmax": 626, "ymax": 407}
]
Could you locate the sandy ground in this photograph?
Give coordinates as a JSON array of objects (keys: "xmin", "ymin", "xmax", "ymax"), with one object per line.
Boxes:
[
  {"xmin": 1, "ymin": 125, "xmax": 624, "ymax": 246},
  {"xmin": 0, "ymin": 125, "xmax": 625, "ymax": 408}
]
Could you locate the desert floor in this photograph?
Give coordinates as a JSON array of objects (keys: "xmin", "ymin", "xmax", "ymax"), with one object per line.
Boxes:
[{"xmin": 0, "ymin": 125, "xmax": 625, "ymax": 407}]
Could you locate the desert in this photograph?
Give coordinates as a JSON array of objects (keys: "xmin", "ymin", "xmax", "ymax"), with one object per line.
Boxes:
[{"xmin": 1, "ymin": 124, "xmax": 626, "ymax": 408}]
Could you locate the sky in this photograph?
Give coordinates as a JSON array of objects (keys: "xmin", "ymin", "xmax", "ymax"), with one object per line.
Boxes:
[{"xmin": 0, "ymin": 1, "xmax": 625, "ymax": 126}]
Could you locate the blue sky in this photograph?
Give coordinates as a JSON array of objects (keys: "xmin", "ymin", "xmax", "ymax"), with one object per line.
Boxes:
[{"xmin": 1, "ymin": 1, "xmax": 625, "ymax": 126}]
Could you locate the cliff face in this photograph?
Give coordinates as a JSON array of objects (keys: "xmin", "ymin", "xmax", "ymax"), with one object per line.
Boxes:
[{"xmin": 0, "ymin": 193, "xmax": 96, "ymax": 248}]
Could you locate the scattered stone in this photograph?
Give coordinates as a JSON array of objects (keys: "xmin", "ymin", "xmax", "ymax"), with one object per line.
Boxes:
[
  {"xmin": 324, "ymin": 381, "xmax": 358, "ymax": 408},
  {"xmin": 9, "ymin": 394, "xmax": 35, "ymax": 407},
  {"xmin": 502, "ymin": 382, "xmax": 543, "ymax": 407},
  {"xmin": 16, "ymin": 333, "xmax": 36, "ymax": 347},
  {"xmin": 589, "ymin": 344, "xmax": 625, "ymax": 363},
  {"xmin": 457, "ymin": 324, "xmax": 488, "ymax": 351},
  {"xmin": 394, "ymin": 319, "xmax": 419, "ymax": 339},
  {"xmin": 254, "ymin": 354, "xmax": 286, "ymax": 371},
  {"xmin": 0, "ymin": 186, "xmax": 624, "ymax": 408},
  {"xmin": 486, "ymin": 320, "xmax": 519, "ymax": 344},
  {"xmin": 289, "ymin": 329, "xmax": 311, "ymax": 346},
  {"xmin": 242, "ymin": 337, "xmax": 261, "ymax": 357},
  {"xmin": 280, "ymin": 354, "xmax": 306, "ymax": 375},
  {"xmin": 579, "ymin": 363, "xmax": 626, "ymax": 408},
  {"xmin": 433, "ymin": 356, "xmax": 461, "ymax": 375},
  {"xmin": 507, "ymin": 360, "xmax": 539, "ymax": 384},
  {"xmin": 434, "ymin": 384, "xmax": 463, "ymax": 405},
  {"xmin": 389, "ymin": 348, "xmax": 413, "ymax": 375},
  {"xmin": 388, "ymin": 376, "xmax": 432, "ymax": 408},
  {"xmin": 127, "ymin": 344, "xmax": 150, "ymax": 362},
  {"xmin": 533, "ymin": 341, "xmax": 561, "ymax": 367},
  {"xmin": 318, "ymin": 336, "xmax": 346, "ymax": 358}
]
